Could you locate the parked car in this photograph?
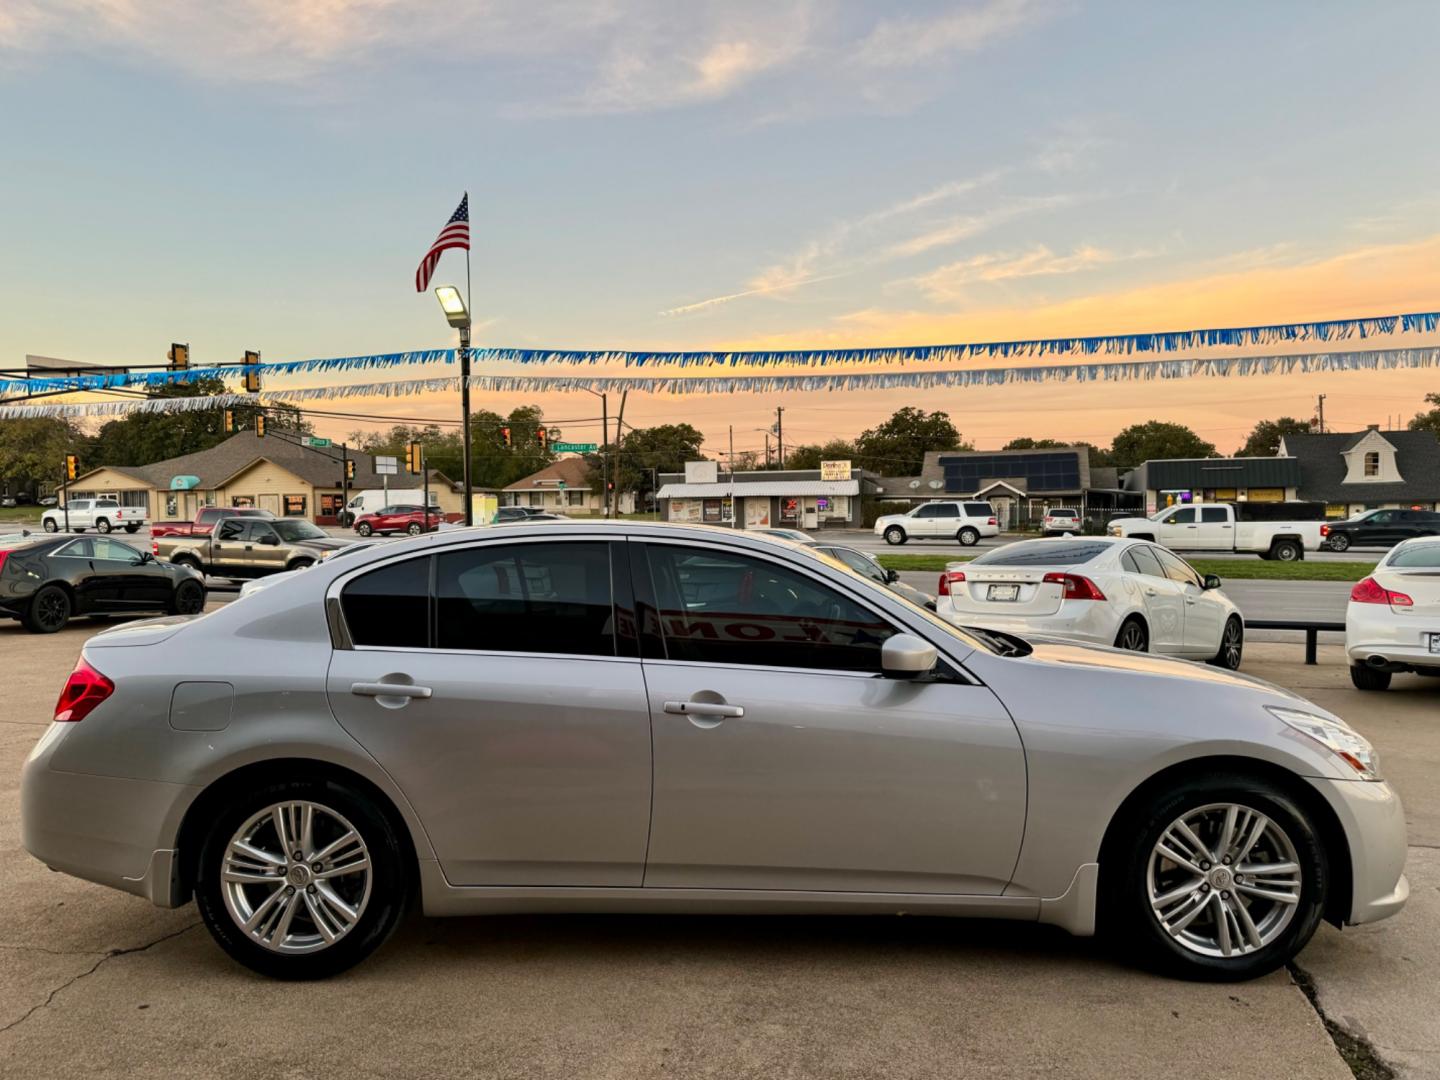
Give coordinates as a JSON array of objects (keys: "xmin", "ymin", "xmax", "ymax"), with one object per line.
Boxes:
[
  {"xmin": 1344, "ymin": 536, "xmax": 1440, "ymax": 690},
  {"xmin": 807, "ymin": 541, "xmax": 936, "ymax": 610},
  {"xmin": 355, "ymin": 504, "xmax": 444, "ymax": 537},
  {"xmin": 936, "ymin": 536, "xmax": 1245, "ymax": 668},
  {"xmin": 0, "ymin": 533, "xmax": 205, "ymax": 633},
  {"xmin": 340, "ymin": 489, "xmax": 432, "ymax": 527},
  {"xmin": 1041, "ymin": 508, "xmax": 1081, "ymax": 536},
  {"xmin": 492, "ymin": 506, "xmax": 545, "ymax": 524},
  {"xmin": 756, "ymin": 528, "xmax": 814, "ymax": 543},
  {"xmin": 38, "ymin": 495, "xmax": 59, "ymax": 507},
  {"xmin": 41, "ymin": 498, "xmax": 149, "ymax": 535},
  {"xmin": 1323, "ymin": 508, "xmax": 1440, "ymax": 552},
  {"xmin": 22, "ymin": 523, "xmax": 1404, "ymax": 981},
  {"xmin": 0, "ymin": 496, "xmax": 16, "ymax": 508},
  {"xmin": 1108, "ymin": 502, "xmax": 1326, "ymax": 561},
  {"xmin": 874, "ymin": 501, "xmax": 999, "ymax": 546},
  {"xmin": 151, "ymin": 507, "xmax": 276, "ymax": 538},
  {"xmin": 238, "ymin": 540, "xmax": 390, "ymax": 599},
  {"xmin": 155, "ymin": 517, "xmax": 350, "ymax": 578}
]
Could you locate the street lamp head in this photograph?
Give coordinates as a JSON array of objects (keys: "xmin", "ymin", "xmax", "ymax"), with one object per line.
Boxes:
[{"xmin": 434, "ymin": 285, "xmax": 470, "ymax": 328}]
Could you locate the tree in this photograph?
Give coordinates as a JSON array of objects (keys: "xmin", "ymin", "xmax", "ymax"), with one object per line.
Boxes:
[
  {"xmin": 784, "ymin": 439, "xmax": 858, "ymax": 471},
  {"xmin": 348, "ymin": 424, "xmax": 463, "ymax": 481},
  {"xmin": 1001, "ymin": 437, "xmax": 1068, "ymax": 450},
  {"xmin": 855, "ymin": 407, "xmax": 970, "ymax": 476},
  {"xmin": 0, "ymin": 417, "xmax": 85, "ymax": 494},
  {"xmin": 1106, "ymin": 421, "xmax": 1217, "ymax": 468},
  {"xmin": 1409, "ymin": 393, "xmax": 1440, "ymax": 438},
  {"xmin": 585, "ymin": 423, "xmax": 706, "ymax": 506},
  {"xmin": 1233, "ymin": 417, "xmax": 1313, "ymax": 457}
]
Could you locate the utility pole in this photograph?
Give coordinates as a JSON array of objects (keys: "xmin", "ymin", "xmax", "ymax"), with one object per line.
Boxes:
[
  {"xmin": 763, "ymin": 431, "xmax": 772, "ymax": 468},
  {"xmin": 1316, "ymin": 394, "xmax": 1326, "ymax": 434},
  {"xmin": 601, "ymin": 393, "xmax": 609, "ymax": 519},
  {"xmin": 613, "ymin": 391, "xmax": 628, "ymax": 518},
  {"xmin": 340, "ymin": 443, "xmax": 349, "ymax": 522},
  {"xmin": 775, "ymin": 406, "xmax": 785, "ymax": 468}
]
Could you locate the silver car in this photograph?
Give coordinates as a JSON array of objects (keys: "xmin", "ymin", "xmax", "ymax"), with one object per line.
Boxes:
[{"xmin": 22, "ymin": 522, "xmax": 1407, "ymax": 980}]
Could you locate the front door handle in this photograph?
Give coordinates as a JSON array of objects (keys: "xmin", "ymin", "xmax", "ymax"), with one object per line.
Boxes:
[
  {"xmin": 664, "ymin": 700, "xmax": 744, "ymax": 719},
  {"xmin": 352, "ymin": 681, "xmax": 432, "ymax": 699}
]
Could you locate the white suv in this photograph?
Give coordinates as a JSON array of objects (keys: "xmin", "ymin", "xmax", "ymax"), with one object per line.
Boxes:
[{"xmin": 874, "ymin": 501, "xmax": 999, "ymax": 546}]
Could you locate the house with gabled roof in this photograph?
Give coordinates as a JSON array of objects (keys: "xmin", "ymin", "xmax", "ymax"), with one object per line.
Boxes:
[{"xmin": 1280, "ymin": 426, "xmax": 1440, "ymax": 516}]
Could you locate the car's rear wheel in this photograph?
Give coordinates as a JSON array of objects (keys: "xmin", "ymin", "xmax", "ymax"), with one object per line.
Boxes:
[
  {"xmin": 957, "ymin": 527, "xmax": 980, "ymax": 546},
  {"xmin": 124, "ymin": 524, "xmax": 140, "ymax": 533},
  {"xmin": 1271, "ymin": 539, "xmax": 1302, "ymax": 562},
  {"xmin": 1210, "ymin": 617, "xmax": 1244, "ymax": 670},
  {"xmin": 884, "ymin": 526, "xmax": 906, "ymax": 545},
  {"xmin": 356, "ymin": 522, "xmax": 373, "ymax": 537},
  {"xmin": 1349, "ymin": 663, "xmax": 1392, "ymax": 691},
  {"xmin": 1328, "ymin": 533, "xmax": 1350, "ymax": 552},
  {"xmin": 43, "ymin": 518, "xmax": 58, "ymax": 533},
  {"xmin": 407, "ymin": 522, "xmax": 423, "ymax": 536},
  {"xmin": 1108, "ymin": 776, "xmax": 1326, "ymax": 980},
  {"xmin": 288, "ymin": 559, "xmax": 315, "ymax": 572},
  {"xmin": 95, "ymin": 518, "xmax": 112, "ymax": 533},
  {"xmin": 25, "ymin": 584, "xmax": 71, "ymax": 633},
  {"xmin": 172, "ymin": 554, "xmax": 202, "ymax": 574},
  {"xmin": 171, "ymin": 579, "xmax": 206, "ymax": 615},
  {"xmin": 1114, "ymin": 616, "xmax": 1148, "ymax": 652},
  {"xmin": 195, "ymin": 778, "xmax": 408, "ymax": 979}
]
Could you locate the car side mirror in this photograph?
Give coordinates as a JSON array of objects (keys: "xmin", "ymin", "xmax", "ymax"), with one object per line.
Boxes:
[
  {"xmin": 881, "ymin": 634, "xmax": 938, "ymax": 680},
  {"xmin": 1203, "ymin": 574, "xmax": 1222, "ymax": 590},
  {"xmin": 885, "ymin": 568, "xmax": 900, "ymax": 583},
  {"xmin": 136, "ymin": 551, "xmax": 153, "ymax": 565},
  {"xmin": 259, "ymin": 535, "xmax": 279, "ymax": 546}
]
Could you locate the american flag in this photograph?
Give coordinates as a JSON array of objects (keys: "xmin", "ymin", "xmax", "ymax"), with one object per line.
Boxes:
[{"xmin": 414, "ymin": 194, "xmax": 469, "ymax": 292}]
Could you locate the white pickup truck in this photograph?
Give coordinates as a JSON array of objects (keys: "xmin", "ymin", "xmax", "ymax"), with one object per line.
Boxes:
[
  {"xmin": 41, "ymin": 498, "xmax": 149, "ymax": 534},
  {"xmin": 1107, "ymin": 501, "xmax": 1326, "ymax": 561}
]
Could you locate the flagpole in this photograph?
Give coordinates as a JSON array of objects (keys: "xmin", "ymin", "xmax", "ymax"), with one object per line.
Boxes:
[{"xmin": 459, "ymin": 191, "xmax": 474, "ymax": 526}]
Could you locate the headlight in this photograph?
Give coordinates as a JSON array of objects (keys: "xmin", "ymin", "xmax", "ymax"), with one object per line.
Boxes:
[
  {"xmin": 1268, "ymin": 706, "xmax": 1382, "ymax": 780},
  {"xmin": 1108, "ymin": 526, "xmax": 1121, "ymax": 537}
]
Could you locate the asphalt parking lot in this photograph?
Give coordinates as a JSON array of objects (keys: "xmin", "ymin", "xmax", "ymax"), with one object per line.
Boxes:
[{"xmin": 1, "ymin": 612, "xmax": 1436, "ymax": 1079}]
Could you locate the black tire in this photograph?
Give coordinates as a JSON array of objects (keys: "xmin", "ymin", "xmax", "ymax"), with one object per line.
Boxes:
[
  {"xmin": 884, "ymin": 526, "xmax": 907, "ymax": 546},
  {"xmin": 194, "ymin": 776, "xmax": 409, "ymax": 980},
  {"xmin": 124, "ymin": 524, "xmax": 140, "ymax": 533},
  {"xmin": 43, "ymin": 518, "xmax": 58, "ymax": 533},
  {"xmin": 287, "ymin": 559, "xmax": 315, "ymax": 572},
  {"xmin": 1114, "ymin": 616, "xmax": 1148, "ymax": 652},
  {"xmin": 95, "ymin": 518, "xmax": 112, "ymax": 534},
  {"xmin": 1349, "ymin": 664, "xmax": 1392, "ymax": 691},
  {"xmin": 957, "ymin": 527, "xmax": 980, "ymax": 546},
  {"xmin": 170, "ymin": 578, "xmax": 206, "ymax": 615},
  {"xmin": 24, "ymin": 584, "xmax": 71, "ymax": 633},
  {"xmin": 1210, "ymin": 617, "xmax": 1244, "ymax": 670},
  {"xmin": 1105, "ymin": 773, "xmax": 1327, "ymax": 981},
  {"xmin": 356, "ymin": 522, "xmax": 373, "ymax": 537},
  {"xmin": 1271, "ymin": 539, "xmax": 1302, "ymax": 562},
  {"xmin": 1328, "ymin": 533, "xmax": 1350, "ymax": 552},
  {"xmin": 172, "ymin": 555, "xmax": 203, "ymax": 575},
  {"xmin": 407, "ymin": 522, "xmax": 423, "ymax": 536}
]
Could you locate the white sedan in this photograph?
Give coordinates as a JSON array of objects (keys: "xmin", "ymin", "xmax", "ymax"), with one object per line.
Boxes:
[
  {"xmin": 1345, "ymin": 536, "xmax": 1440, "ymax": 690},
  {"xmin": 935, "ymin": 536, "xmax": 1245, "ymax": 667}
]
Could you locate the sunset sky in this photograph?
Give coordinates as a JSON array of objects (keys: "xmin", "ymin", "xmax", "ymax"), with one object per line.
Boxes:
[{"xmin": 3, "ymin": 1, "xmax": 1438, "ymax": 458}]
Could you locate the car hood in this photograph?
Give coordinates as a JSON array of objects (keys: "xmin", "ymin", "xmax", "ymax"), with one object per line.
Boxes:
[
  {"xmin": 294, "ymin": 538, "xmax": 351, "ymax": 552},
  {"xmin": 1106, "ymin": 515, "xmax": 1153, "ymax": 529},
  {"xmin": 875, "ymin": 514, "xmax": 914, "ymax": 526}
]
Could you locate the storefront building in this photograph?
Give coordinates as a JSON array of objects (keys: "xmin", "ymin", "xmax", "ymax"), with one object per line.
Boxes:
[
  {"xmin": 656, "ymin": 461, "xmax": 882, "ymax": 530},
  {"xmin": 1123, "ymin": 458, "xmax": 1302, "ymax": 515}
]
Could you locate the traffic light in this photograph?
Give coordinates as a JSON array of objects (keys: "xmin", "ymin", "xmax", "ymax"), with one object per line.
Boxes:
[
  {"xmin": 345, "ymin": 459, "xmax": 356, "ymax": 481},
  {"xmin": 243, "ymin": 350, "xmax": 261, "ymax": 393},
  {"xmin": 537, "ymin": 428, "xmax": 548, "ymax": 450},
  {"xmin": 407, "ymin": 442, "xmax": 423, "ymax": 474},
  {"xmin": 500, "ymin": 426, "xmax": 512, "ymax": 448},
  {"xmin": 168, "ymin": 342, "xmax": 189, "ymax": 369},
  {"xmin": 64, "ymin": 454, "xmax": 79, "ymax": 481},
  {"xmin": 223, "ymin": 409, "xmax": 235, "ymax": 434},
  {"xmin": 255, "ymin": 413, "xmax": 267, "ymax": 438}
]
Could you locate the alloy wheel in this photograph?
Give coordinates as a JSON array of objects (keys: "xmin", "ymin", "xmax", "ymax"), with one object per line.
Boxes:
[
  {"xmin": 34, "ymin": 589, "xmax": 70, "ymax": 631},
  {"xmin": 1147, "ymin": 802, "xmax": 1301, "ymax": 958},
  {"xmin": 175, "ymin": 582, "xmax": 205, "ymax": 614},
  {"xmin": 1329, "ymin": 534, "xmax": 1349, "ymax": 551},
  {"xmin": 1117, "ymin": 620, "xmax": 1147, "ymax": 651},
  {"xmin": 221, "ymin": 801, "xmax": 373, "ymax": 955},
  {"xmin": 1220, "ymin": 620, "xmax": 1243, "ymax": 669}
]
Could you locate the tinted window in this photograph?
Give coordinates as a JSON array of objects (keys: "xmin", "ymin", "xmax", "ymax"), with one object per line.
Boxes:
[
  {"xmin": 1127, "ymin": 544, "xmax": 1167, "ymax": 579},
  {"xmin": 1200, "ymin": 507, "xmax": 1228, "ymax": 523},
  {"xmin": 1154, "ymin": 547, "xmax": 1201, "ymax": 587},
  {"xmin": 95, "ymin": 500, "xmax": 120, "ymax": 509},
  {"xmin": 821, "ymin": 547, "xmax": 885, "ymax": 582},
  {"xmin": 973, "ymin": 540, "xmax": 1110, "ymax": 566},
  {"xmin": 216, "ymin": 519, "xmax": 246, "ymax": 540},
  {"xmin": 644, "ymin": 545, "xmax": 897, "ymax": 672},
  {"xmin": 342, "ymin": 556, "xmax": 430, "ymax": 648},
  {"xmin": 246, "ymin": 522, "xmax": 279, "ymax": 542},
  {"xmin": 1369, "ymin": 511, "xmax": 1395, "ymax": 524},
  {"xmin": 1389, "ymin": 545, "xmax": 1440, "ymax": 568},
  {"xmin": 964, "ymin": 503, "xmax": 994, "ymax": 516},
  {"xmin": 1120, "ymin": 549, "xmax": 1143, "ymax": 574},
  {"xmin": 1170, "ymin": 508, "xmax": 1196, "ymax": 524},
  {"xmin": 914, "ymin": 504, "xmax": 940, "ymax": 518},
  {"xmin": 436, "ymin": 542, "xmax": 614, "ymax": 656},
  {"xmin": 57, "ymin": 538, "xmax": 94, "ymax": 558},
  {"xmin": 273, "ymin": 520, "xmax": 327, "ymax": 542}
]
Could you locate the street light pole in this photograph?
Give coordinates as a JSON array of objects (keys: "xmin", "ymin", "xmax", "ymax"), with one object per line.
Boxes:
[{"xmin": 459, "ymin": 320, "xmax": 473, "ymax": 526}]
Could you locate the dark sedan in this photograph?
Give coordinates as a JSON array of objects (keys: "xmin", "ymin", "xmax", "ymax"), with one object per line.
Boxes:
[
  {"xmin": 1324, "ymin": 508, "xmax": 1440, "ymax": 551},
  {"xmin": 0, "ymin": 533, "xmax": 206, "ymax": 633}
]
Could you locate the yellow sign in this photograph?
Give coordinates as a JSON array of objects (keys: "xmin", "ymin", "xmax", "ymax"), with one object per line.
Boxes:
[{"xmin": 819, "ymin": 460, "xmax": 852, "ymax": 481}]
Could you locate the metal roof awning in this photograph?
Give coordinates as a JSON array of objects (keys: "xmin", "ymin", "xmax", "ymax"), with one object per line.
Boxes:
[{"xmin": 656, "ymin": 480, "xmax": 861, "ymax": 498}]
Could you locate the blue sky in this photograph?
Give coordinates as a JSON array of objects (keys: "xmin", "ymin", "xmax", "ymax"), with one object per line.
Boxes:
[{"xmin": 3, "ymin": 1, "xmax": 1439, "ymax": 453}]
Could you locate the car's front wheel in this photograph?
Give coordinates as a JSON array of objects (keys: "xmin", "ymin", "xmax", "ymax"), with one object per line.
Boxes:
[
  {"xmin": 195, "ymin": 778, "xmax": 408, "ymax": 979},
  {"xmin": 356, "ymin": 522, "xmax": 373, "ymax": 537},
  {"xmin": 43, "ymin": 518, "xmax": 58, "ymax": 533},
  {"xmin": 407, "ymin": 522, "xmax": 423, "ymax": 536},
  {"xmin": 884, "ymin": 526, "xmax": 907, "ymax": 545},
  {"xmin": 1210, "ymin": 617, "xmax": 1244, "ymax": 670},
  {"xmin": 1108, "ymin": 775, "xmax": 1326, "ymax": 980}
]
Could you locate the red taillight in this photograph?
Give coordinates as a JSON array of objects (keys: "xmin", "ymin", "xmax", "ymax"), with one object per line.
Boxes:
[
  {"xmin": 151, "ymin": 540, "xmax": 159, "ymax": 555},
  {"xmin": 54, "ymin": 659, "xmax": 114, "ymax": 723},
  {"xmin": 1043, "ymin": 572, "xmax": 1107, "ymax": 601},
  {"xmin": 1350, "ymin": 577, "xmax": 1412, "ymax": 607},
  {"xmin": 1320, "ymin": 524, "xmax": 1330, "ymax": 536},
  {"xmin": 987, "ymin": 517, "xmax": 997, "ymax": 526},
  {"xmin": 0, "ymin": 550, "xmax": 9, "ymax": 576},
  {"xmin": 937, "ymin": 569, "xmax": 966, "ymax": 596}
]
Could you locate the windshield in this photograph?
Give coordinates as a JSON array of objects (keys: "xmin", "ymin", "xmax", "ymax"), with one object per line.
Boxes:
[
  {"xmin": 972, "ymin": 539, "xmax": 1109, "ymax": 566},
  {"xmin": 1387, "ymin": 544, "xmax": 1440, "ymax": 569},
  {"xmin": 272, "ymin": 520, "xmax": 328, "ymax": 542}
]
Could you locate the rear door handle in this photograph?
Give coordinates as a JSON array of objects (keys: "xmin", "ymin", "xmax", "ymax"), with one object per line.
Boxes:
[
  {"xmin": 352, "ymin": 681, "xmax": 433, "ymax": 699},
  {"xmin": 664, "ymin": 701, "xmax": 744, "ymax": 718}
]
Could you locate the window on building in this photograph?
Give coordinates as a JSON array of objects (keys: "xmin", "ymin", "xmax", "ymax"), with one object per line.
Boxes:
[
  {"xmin": 342, "ymin": 556, "xmax": 431, "ymax": 649},
  {"xmin": 643, "ymin": 545, "xmax": 898, "ymax": 672},
  {"xmin": 567, "ymin": 489, "xmax": 586, "ymax": 507},
  {"xmin": 1364, "ymin": 451, "xmax": 1380, "ymax": 477},
  {"xmin": 283, "ymin": 494, "xmax": 307, "ymax": 517},
  {"xmin": 436, "ymin": 542, "xmax": 615, "ymax": 656},
  {"xmin": 231, "ymin": 495, "xmax": 255, "ymax": 508}
]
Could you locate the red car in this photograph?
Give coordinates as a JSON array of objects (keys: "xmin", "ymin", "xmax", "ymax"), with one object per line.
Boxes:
[{"xmin": 354, "ymin": 504, "xmax": 443, "ymax": 537}]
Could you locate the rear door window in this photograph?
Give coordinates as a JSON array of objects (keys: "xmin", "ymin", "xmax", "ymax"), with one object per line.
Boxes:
[
  {"xmin": 1154, "ymin": 547, "xmax": 1201, "ymax": 587},
  {"xmin": 216, "ymin": 519, "xmax": 246, "ymax": 541},
  {"xmin": 1200, "ymin": 507, "xmax": 1228, "ymax": 523},
  {"xmin": 342, "ymin": 556, "xmax": 431, "ymax": 648},
  {"xmin": 1126, "ymin": 544, "xmax": 1167, "ymax": 579}
]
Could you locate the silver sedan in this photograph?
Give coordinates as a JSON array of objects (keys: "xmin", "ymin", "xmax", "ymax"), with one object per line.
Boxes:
[{"xmin": 22, "ymin": 522, "xmax": 1407, "ymax": 980}]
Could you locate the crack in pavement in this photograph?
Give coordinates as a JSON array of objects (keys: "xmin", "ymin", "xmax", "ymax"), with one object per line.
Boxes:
[
  {"xmin": 1289, "ymin": 961, "xmax": 1397, "ymax": 1080},
  {"xmin": 0, "ymin": 942, "xmax": 109, "ymax": 958},
  {"xmin": 0, "ymin": 921, "xmax": 202, "ymax": 1036}
]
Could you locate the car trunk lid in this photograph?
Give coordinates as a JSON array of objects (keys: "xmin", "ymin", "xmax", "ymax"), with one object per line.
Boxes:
[{"xmin": 941, "ymin": 564, "xmax": 1067, "ymax": 616}]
